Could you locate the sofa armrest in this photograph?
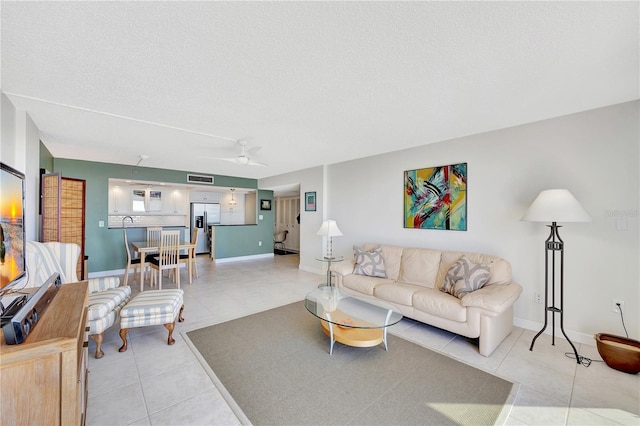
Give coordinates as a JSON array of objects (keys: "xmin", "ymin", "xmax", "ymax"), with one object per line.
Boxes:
[
  {"xmin": 87, "ymin": 276, "xmax": 123, "ymax": 293},
  {"xmin": 460, "ymin": 282, "xmax": 523, "ymax": 314},
  {"xmin": 332, "ymin": 260, "xmax": 355, "ymax": 277}
]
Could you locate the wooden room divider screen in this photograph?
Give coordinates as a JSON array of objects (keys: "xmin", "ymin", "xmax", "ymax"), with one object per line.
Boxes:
[{"xmin": 41, "ymin": 173, "xmax": 86, "ymax": 280}]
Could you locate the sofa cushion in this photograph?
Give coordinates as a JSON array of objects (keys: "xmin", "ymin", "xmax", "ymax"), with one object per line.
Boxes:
[
  {"xmin": 413, "ymin": 288, "xmax": 467, "ymax": 322},
  {"xmin": 353, "ymin": 246, "xmax": 387, "ymax": 278},
  {"xmin": 398, "ymin": 248, "xmax": 442, "ymax": 288},
  {"xmin": 362, "ymin": 244, "xmax": 404, "ymax": 281},
  {"xmin": 436, "ymin": 251, "xmax": 512, "ymax": 289},
  {"xmin": 343, "ymin": 274, "xmax": 393, "ymax": 296},
  {"xmin": 374, "ymin": 282, "xmax": 424, "ymax": 306},
  {"xmin": 441, "ymin": 255, "xmax": 490, "ymax": 298}
]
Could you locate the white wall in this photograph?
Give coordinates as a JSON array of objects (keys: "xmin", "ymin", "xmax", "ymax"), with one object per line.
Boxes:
[
  {"xmin": 260, "ymin": 166, "xmax": 325, "ymax": 273},
  {"xmin": 1, "ymin": 92, "xmax": 41, "ymax": 241},
  {"xmin": 265, "ymin": 101, "xmax": 639, "ymax": 344}
]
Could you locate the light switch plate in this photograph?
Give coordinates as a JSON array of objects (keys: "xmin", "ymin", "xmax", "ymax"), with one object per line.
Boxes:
[{"xmin": 98, "ymin": 220, "xmax": 105, "ymax": 228}]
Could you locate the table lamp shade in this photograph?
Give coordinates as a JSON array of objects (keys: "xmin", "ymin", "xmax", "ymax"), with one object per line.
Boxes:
[
  {"xmin": 316, "ymin": 220, "xmax": 343, "ymax": 237},
  {"xmin": 522, "ymin": 189, "xmax": 591, "ymax": 223}
]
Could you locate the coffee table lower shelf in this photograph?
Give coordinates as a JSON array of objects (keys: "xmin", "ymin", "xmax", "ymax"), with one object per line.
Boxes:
[
  {"xmin": 318, "ymin": 308, "xmax": 391, "ymax": 354},
  {"xmin": 319, "ymin": 319, "xmax": 384, "ymax": 348}
]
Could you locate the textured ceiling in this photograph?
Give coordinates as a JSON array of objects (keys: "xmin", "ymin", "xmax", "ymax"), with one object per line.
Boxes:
[{"xmin": 1, "ymin": 1, "xmax": 638, "ymax": 180}]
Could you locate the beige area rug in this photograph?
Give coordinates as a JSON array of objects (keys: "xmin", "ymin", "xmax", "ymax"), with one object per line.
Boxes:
[{"xmin": 185, "ymin": 302, "xmax": 517, "ymax": 425}]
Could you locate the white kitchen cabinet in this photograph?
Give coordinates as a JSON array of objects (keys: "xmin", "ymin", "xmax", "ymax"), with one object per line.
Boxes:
[
  {"xmin": 163, "ymin": 188, "xmax": 187, "ymax": 214},
  {"xmin": 190, "ymin": 190, "xmax": 219, "ymax": 203},
  {"xmin": 109, "ymin": 184, "xmax": 131, "ymax": 213}
]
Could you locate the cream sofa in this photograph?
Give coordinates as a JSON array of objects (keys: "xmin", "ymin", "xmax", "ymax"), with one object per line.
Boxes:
[{"xmin": 333, "ymin": 244, "xmax": 523, "ymax": 356}]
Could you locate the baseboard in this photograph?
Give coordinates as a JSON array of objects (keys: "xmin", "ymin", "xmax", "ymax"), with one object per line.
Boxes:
[
  {"xmin": 514, "ymin": 317, "xmax": 596, "ymax": 347},
  {"xmin": 214, "ymin": 253, "xmax": 274, "ymax": 264},
  {"xmin": 299, "ymin": 264, "xmax": 323, "ymax": 275}
]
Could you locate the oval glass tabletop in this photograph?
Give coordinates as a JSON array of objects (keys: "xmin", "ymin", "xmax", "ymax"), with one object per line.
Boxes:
[{"xmin": 304, "ymin": 287, "xmax": 403, "ymax": 329}]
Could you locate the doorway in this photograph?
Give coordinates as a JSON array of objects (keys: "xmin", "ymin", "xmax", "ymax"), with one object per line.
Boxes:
[{"xmin": 274, "ymin": 195, "xmax": 300, "ymax": 252}]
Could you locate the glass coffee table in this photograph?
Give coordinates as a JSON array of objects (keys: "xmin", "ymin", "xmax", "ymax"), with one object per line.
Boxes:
[{"xmin": 304, "ymin": 287, "xmax": 403, "ymax": 354}]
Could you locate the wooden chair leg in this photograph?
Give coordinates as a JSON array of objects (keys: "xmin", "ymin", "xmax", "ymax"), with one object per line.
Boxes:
[
  {"xmin": 164, "ymin": 322, "xmax": 176, "ymax": 345},
  {"xmin": 118, "ymin": 328, "xmax": 130, "ymax": 352},
  {"xmin": 178, "ymin": 304, "xmax": 185, "ymax": 322},
  {"xmin": 90, "ymin": 333, "xmax": 105, "ymax": 359}
]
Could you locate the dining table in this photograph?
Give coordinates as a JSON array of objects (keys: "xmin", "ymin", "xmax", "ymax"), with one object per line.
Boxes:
[{"xmin": 131, "ymin": 240, "xmax": 197, "ymax": 288}]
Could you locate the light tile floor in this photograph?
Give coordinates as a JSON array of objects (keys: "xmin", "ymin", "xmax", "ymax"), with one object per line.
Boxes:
[{"xmin": 87, "ymin": 254, "xmax": 639, "ymax": 425}]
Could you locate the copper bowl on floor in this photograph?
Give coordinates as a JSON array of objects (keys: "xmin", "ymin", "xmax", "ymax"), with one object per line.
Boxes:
[{"xmin": 594, "ymin": 333, "xmax": 640, "ymax": 374}]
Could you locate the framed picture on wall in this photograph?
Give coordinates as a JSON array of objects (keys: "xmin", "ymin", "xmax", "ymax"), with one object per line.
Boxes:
[
  {"xmin": 404, "ymin": 162, "xmax": 467, "ymax": 231},
  {"xmin": 305, "ymin": 191, "xmax": 316, "ymax": 211},
  {"xmin": 260, "ymin": 199, "xmax": 271, "ymax": 210}
]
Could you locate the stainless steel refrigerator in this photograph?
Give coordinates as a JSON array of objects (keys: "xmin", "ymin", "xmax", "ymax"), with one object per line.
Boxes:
[{"xmin": 190, "ymin": 203, "xmax": 221, "ymax": 254}]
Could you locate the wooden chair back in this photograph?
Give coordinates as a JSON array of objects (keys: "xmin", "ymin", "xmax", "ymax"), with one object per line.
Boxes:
[
  {"xmin": 146, "ymin": 227, "xmax": 163, "ymax": 246},
  {"xmin": 150, "ymin": 230, "xmax": 181, "ymax": 290},
  {"xmin": 158, "ymin": 230, "xmax": 181, "ymax": 267}
]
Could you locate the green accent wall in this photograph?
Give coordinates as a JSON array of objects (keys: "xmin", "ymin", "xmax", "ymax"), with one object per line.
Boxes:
[
  {"xmin": 51, "ymin": 158, "xmax": 274, "ymax": 273},
  {"xmin": 39, "ymin": 141, "xmax": 54, "ymax": 172},
  {"xmin": 214, "ymin": 190, "xmax": 275, "ymax": 258}
]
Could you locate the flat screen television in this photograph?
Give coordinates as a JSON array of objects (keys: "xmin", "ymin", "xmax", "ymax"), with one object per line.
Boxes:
[{"xmin": 0, "ymin": 162, "xmax": 26, "ymax": 297}]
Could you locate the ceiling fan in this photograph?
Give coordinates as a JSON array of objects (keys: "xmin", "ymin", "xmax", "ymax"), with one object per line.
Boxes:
[{"xmin": 208, "ymin": 140, "xmax": 268, "ymax": 167}]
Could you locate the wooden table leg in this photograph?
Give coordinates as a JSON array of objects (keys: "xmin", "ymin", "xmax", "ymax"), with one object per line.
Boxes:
[{"xmin": 139, "ymin": 262, "xmax": 144, "ymax": 292}]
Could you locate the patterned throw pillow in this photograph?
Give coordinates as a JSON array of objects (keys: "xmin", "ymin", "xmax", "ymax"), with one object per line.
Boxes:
[
  {"xmin": 353, "ymin": 246, "xmax": 387, "ymax": 278},
  {"xmin": 440, "ymin": 255, "xmax": 490, "ymax": 298}
]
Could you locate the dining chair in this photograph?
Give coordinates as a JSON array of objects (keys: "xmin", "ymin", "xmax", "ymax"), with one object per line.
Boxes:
[
  {"xmin": 145, "ymin": 227, "xmax": 163, "ymax": 258},
  {"xmin": 145, "ymin": 227, "xmax": 163, "ymax": 274},
  {"xmin": 179, "ymin": 227, "xmax": 199, "ymax": 282},
  {"xmin": 149, "ymin": 230, "xmax": 181, "ymax": 290},
  {"xmin": 122, "ymin": 229, "xmax": 142, "ymax": 288}
]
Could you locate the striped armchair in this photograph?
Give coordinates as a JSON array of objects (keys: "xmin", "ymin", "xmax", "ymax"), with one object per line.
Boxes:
[{"xmin": 26, "ymin": 241, "xmax": 131, "ymax": 358}]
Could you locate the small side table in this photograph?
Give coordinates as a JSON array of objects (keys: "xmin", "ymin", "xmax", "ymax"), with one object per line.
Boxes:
[{"xmin": 316, "ymin": 256, "xmax": 344, "ymax": 287}]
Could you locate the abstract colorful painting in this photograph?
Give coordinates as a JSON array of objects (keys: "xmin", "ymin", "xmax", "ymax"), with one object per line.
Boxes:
[{"xmin": 404, "ymin": 162, "xmax": 467, "ymax": 230}]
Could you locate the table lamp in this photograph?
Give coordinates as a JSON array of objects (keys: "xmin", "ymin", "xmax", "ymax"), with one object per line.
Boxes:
[
  {"xmin": 316, "ymin": 220, "xmax": 342, "ymax": 259},
  {"xmin": 522, "ymin": 189, "xmax": 591, "ymax": 364}
]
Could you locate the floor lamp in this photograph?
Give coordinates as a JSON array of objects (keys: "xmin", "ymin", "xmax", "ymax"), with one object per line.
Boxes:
[{"xmin": 522, "ymin": 189, "xmax": 591, "ymax": 364}]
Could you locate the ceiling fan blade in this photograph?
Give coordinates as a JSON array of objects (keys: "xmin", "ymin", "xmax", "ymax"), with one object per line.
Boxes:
[
  {"xmin": 205, "ymin": 156, "xmax": 239, "ymax": 163},
  {"xmin": 205, "ymin": 141, "xmax": 266, "ymax": 166},
  {"xmin": 246, "ymin": 146, "xmax": 262, "ymax": 155}
]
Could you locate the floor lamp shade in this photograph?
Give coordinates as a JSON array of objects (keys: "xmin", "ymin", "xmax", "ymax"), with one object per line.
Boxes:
[
  {"xmin": 317, "ymin": 220, "xmax": 342, "ymax": 259},
  {"xmin": 521, "ymin": 189, "xmax": 591, "ymax": 223}
]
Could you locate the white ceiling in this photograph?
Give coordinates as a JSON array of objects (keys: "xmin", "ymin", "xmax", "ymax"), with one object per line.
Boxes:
[{"xmin": 1, "ymin": 2, "xmax": 638, "ymax": 180}]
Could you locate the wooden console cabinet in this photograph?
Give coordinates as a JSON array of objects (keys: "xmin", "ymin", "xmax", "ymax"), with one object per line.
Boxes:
[{"xmin": 1, "ymin": 281, "xmax": 89, "ymax": 425}]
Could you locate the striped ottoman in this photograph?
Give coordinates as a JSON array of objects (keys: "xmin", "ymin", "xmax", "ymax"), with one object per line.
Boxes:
[{"xmin": 118, "ymin": 289, "xmax": 185, "ymax": 353}]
